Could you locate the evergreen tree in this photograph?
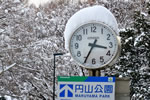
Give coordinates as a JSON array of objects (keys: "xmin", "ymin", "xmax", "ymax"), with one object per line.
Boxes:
[{"xmin": 117, "ymin": 3, "xmax": 150, "ymax": 99}]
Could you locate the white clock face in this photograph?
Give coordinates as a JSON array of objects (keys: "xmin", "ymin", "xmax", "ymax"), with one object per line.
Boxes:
[{"xmin": 69, "ymin": 22, "xmax": 120, "ymax": 69}]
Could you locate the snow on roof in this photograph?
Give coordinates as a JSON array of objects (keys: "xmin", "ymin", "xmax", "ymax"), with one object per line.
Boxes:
[{"xmin": 64, "ymin": 5, "xmax": 118, "ymax": 50}]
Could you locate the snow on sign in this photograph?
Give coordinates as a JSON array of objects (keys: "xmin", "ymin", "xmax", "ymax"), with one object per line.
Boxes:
[{"xmin": 58, "ymin": 76, "xmax": 115, "ymax": 100}]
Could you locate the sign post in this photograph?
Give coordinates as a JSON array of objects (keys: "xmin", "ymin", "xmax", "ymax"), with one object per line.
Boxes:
[{"xmin": 58, "ymin": 76, "xmax": 115, "ymax": 100}]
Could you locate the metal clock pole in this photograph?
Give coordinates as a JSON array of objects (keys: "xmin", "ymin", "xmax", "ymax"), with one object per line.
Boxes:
[{"xmin": 88, "ymin": 69, "xmax": 100, "ymax": 76}]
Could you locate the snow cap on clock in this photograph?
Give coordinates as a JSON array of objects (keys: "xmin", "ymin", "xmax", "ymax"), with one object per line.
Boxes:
[{"xmin": 64, "ymin": 5, "xmax": 118, "ymax": 50}]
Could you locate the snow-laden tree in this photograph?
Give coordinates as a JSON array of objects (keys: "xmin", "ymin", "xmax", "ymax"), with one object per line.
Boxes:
[
  {"xmin": 114, "ymin": 3, "xmax": 150, "ymax": 99},
  {"xmin": 0, "ymin": 0, "xmax": 84, "ymax": 99},
  {"xmin": 0, "ymin": 0, "xmax": 150, "ymax": 99}
]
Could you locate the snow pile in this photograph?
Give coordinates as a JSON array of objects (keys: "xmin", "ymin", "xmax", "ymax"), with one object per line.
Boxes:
[{"xmin": 64, "ymin": 5, "xmax": 118, "ymax": 50}]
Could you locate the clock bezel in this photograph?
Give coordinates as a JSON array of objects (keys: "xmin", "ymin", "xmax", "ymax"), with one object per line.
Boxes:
[{"xmin": 68, "ymin": 21, "xmax": 121, "ymax": 69}]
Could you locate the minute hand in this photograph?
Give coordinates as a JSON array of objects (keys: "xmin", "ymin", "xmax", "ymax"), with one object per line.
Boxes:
[
  {"xmin": 88, "ymin": 43, "xmax": 107, "ymax": 49},
  {"xmin": 84, "ymin": 39, "xmax": 97, "ymax": 63}
]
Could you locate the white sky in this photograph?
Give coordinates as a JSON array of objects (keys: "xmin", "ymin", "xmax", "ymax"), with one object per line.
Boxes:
[
  {"xmin": 27, "ymin": 0, "xmax": 88, "ymax": 7},
  {"xmin": 28, "ymin": 0, "xmax": 51, "ymax": 7}
]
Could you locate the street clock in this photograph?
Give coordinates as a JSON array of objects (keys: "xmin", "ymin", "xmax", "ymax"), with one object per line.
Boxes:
[
  {"xmin": 69, "ymin": 22, "xmax": 121, "ymax": 69},
  {"xmin": 64, "ymin": 6, "xmax": 121, "ymax": 69}
]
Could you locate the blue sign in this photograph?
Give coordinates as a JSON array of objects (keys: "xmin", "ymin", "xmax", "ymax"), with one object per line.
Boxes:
[
  {"xmin": 58, "ymin": 76, "xmax": 115, "ymax": 100},
  {"xmin": 59, "ymin": 84, "xmax": 73, "ymax": 97}
]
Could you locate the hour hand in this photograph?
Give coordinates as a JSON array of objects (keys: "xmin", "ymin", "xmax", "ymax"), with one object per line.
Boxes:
[{"xmin": 88, "ymin": 43, "xmax": 107, "ymax": 49}]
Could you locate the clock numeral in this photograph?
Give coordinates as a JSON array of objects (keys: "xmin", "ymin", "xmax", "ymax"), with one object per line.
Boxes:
[
  {"xmin": 107, "ymin": 34, "xmax": 111, "ymax": 40},
  {"xmin": 75, "ymin": 43, "xmax": 79, "ymax": 49},
  {"xmin": 77, "ymin": 51, "xmax": 81, "ymax": 57},
  {"xmin": 92, "ymin": 58, "xmax": 96, "ymax": 64},
  {"xmin": 76, "ymin": 35, "xmax": 82, "ymax": 41},
  {"xmin": 100, "ymin": 56, "xmax": 104, "ymax": 63},
  {"xmin": 91, "ymin": 25, "xmax": 96, "ymax": 33},
  {"xmin": 83, "ymin": 29, "xmax": 88, "ymax": 35},
  {"xmin": 106, "ymin": 50, "xmax": 111, "ymax": 56},
  {"xmin": 109, "ymin": 42, "xmax": 113, "ymax": 48}
]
